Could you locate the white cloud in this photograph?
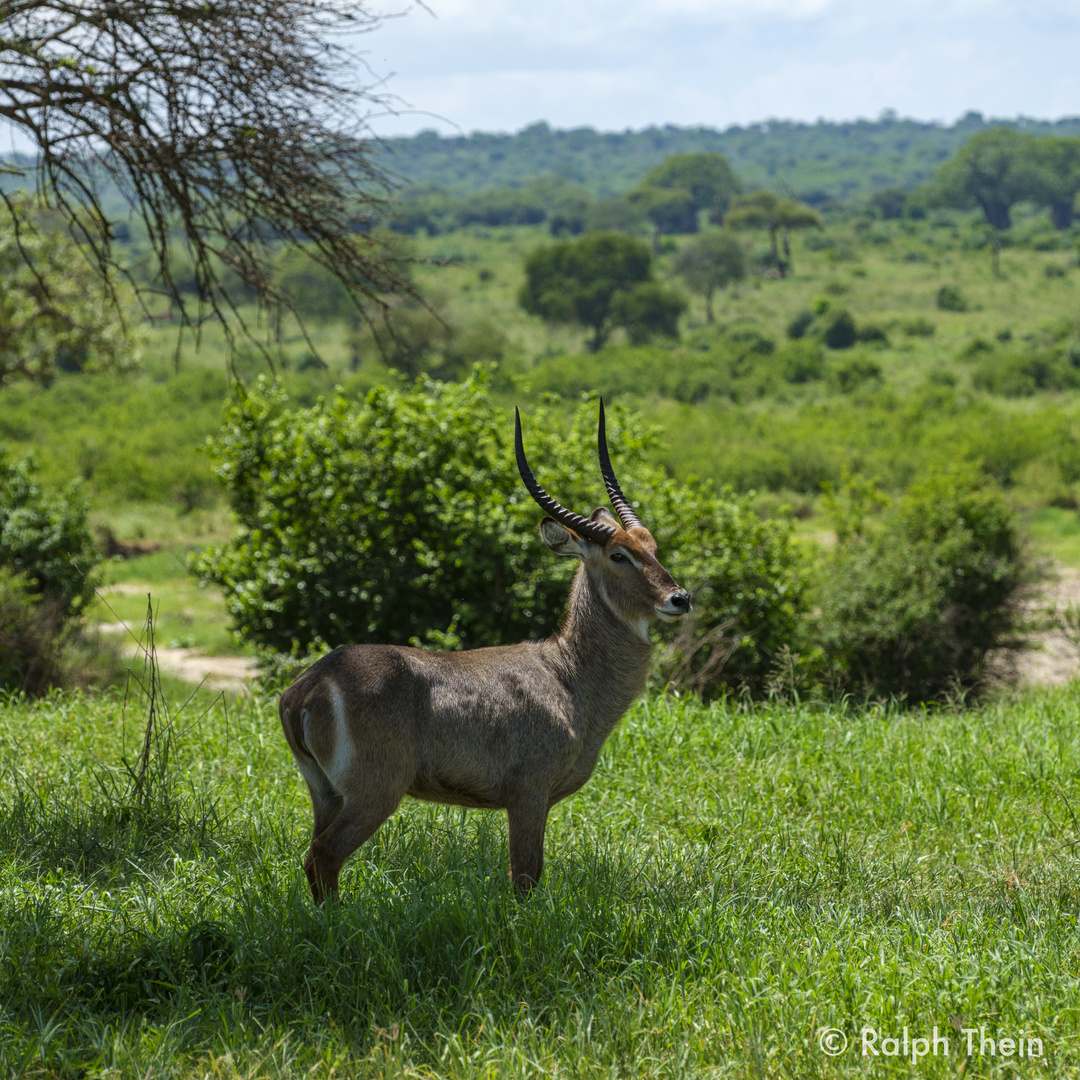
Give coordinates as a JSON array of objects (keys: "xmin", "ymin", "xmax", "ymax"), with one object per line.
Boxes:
[{"xmin": 364, "ymin": 0, "xmax": 1080, "ymax": 135}]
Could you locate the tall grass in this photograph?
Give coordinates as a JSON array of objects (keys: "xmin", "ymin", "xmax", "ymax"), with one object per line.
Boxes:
[{"xmin": 2, "ymin": 682, "xmax": 1079, "ymax": 1077}]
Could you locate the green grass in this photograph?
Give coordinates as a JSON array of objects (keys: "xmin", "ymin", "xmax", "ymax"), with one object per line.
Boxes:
[{"xmin": 3, "ymin": 683, "xmax": 1080, "ymax": 1077}]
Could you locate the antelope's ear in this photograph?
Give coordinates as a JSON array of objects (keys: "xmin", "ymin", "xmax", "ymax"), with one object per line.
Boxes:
[
  {"xmin": 591, "ymin": 507, "xmax": 620, "ymax": 531},
  {"xmin": 540, "ymin": 517, "xmax": 596, "ymax": 558}
]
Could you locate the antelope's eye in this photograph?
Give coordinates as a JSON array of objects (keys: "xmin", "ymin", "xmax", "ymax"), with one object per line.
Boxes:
[{"xmin": 610, "ymin": 552, "xmax": 627, "ymax": 563}]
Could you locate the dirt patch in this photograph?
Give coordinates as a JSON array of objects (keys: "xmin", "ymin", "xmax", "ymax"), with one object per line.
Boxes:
[
  {"xmin": 1010, "ymin": 564, "xmax": 1080, "ymax": 687},
  {"xmin": 96, "ymin": 607, "xmax": 257, "ymax": 695},
  {"xmin": 152, "ymin": 648, "xmax": 256, "ymax": 695},
  {"xmin": 99, "ymin": 582, "xmax": 159, "ymax": 596}
]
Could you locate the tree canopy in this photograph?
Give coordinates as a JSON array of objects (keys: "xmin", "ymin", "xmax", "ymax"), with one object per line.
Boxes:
[
  {"xmin": 0, "ymin": 0, "xmax": 415, "ymax": 348},
  {"xmin": 642, "ymin": 152, "xmax": 741, "ymax": 222},
  {"xmin": 725, "ymin": 191, "xmax": 823, "ymax": 276},
  {"xmin": 0, "ymin": 195, "xmax": 138, "ymax": 385},
  {"xmin": 927, "ymin": 127, "xmax": 1041, "ymax": 230},
  {"xmin": 1030, "ymin": 136, "xmax": 1080, "ymax": 229},
  {"xmin": 674, "ymin": 230, "xmax": 747, "ymax": 322},
  {"xmin": 519, "ymin": 232, "xmax": 684, "ymax": 350}
]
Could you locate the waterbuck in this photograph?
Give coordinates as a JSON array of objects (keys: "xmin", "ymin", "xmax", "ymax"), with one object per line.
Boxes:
[{"xmin": 279, "ymin": 401, "xmax": 692, "ymax": 901}]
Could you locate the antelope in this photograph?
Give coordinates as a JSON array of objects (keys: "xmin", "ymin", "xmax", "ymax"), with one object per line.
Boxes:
[{"xmin": 278, "ymin": 401, "xmax": 692, "ymax": 902}]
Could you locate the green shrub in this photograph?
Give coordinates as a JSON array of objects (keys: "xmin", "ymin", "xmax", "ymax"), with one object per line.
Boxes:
[
  {"xmin": 773, "ymin": 339, "xmax": 825, "ymax": 384},
  {"xmin": 816, "ymin": 469, "xmax": 1023, "ymax": 701},
  {"xmin": 855, "ymin": 323, "xmax": 889, "ymax": 346},
  {"xmin": 0, "ymin": 569, "xmax": 66, "ymax": 695},
  {"xmin": 972, "ymin": 349, "xmax": 1080, "ymax": 398},
  {"xmin": 0, "ymin": 451, "xmax": 98, "ymax": 614},
  {"xmin": 829, "ymin": 354, "xmax": 881, "ymax": 393},
  {"xmin": 786, "ymin": 310, "xmax": 815, "ymax": 339},
  {"xmin": 610, "ymin": 282, "xmax": 687, "ymax": 344},
  {"xmin": 822, "ymin": 309, "xmax": 857, "ymax": 349},
  {"xmin": 0, "ymin": 453, "xmax": 101, "ymax": 694},
  {"xmin": 195, "ymin": 372, "xmax": 808, "ymax": 694},
  {"xmin": 936, "ymin": 284, "xmax": 968, "ymax": 312}
]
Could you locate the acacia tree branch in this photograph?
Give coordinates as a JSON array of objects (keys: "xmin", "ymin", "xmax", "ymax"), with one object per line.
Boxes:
[{"xmin": 0, "ymin": 0, "xmax": 418, "ymax": 359}]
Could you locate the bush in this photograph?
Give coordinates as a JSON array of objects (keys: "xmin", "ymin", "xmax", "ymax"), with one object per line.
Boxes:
[
  {"xmin": 786, "ymin": 310, "xmax": 815, "ymax": 339},
  {"xmin": 855, "ymin": 323, "xmax": 889, "ymax": 346},
  {"xmin": 972, "ymin": 349, "xmax": 1080, "ymax": 398},
  {"xmin": 0, "ymin": 451, "xmax": 98, "ymax": 614},
  {"xmin": 937, "ymin": 285, "xmax": 968, "ymax": 312},
  {"xmin": 195, "ymin": 372, "xmax": 808, "ymax": 694},
  {"xmin": 610, "ymin": 282, "xmax": 687, "ymax": 344},
  {"xmin": 822, "ymin": 309, "xmax": 857, "ymax": 349},
  {"xmin": 901, "ymin": 316, "xmax": 936, "ymax": 337},
  {"xmin": 816, "ymin": 469, "xmax": 1023, "ymax": 701},
  {"xmin": 829, "ymin": 354, "xmax": 882, "ymax": 392},
  {"xmin": 0, "ymin": 454, "xmax": 101, "ymax": 694},
  {"xmin": 0, "ymin": 569, "xmax": 66, "ymax": 695}
]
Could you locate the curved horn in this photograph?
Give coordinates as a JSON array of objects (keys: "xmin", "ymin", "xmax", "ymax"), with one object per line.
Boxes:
[
  {"xmin": 598, "ymin": 399, "xmax": 644, "ymax": 531},
  {"xmin": 515, "ymin": 408, "xmax": 616, "ymax": 545}
]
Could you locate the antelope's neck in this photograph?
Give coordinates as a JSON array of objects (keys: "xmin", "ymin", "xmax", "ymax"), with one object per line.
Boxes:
[{"xmin": 550, "ymin": 564, "xmax": 654, "ymax": 731}]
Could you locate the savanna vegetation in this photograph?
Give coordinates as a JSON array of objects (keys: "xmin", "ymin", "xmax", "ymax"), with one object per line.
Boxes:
[{"xmin": 4, "ymin": 112, "xmax": 1080, "ymax": 1075}]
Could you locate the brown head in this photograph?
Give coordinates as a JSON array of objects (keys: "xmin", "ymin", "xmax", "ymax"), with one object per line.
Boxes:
[{"xmin": 515, "ymin": 401, "xmax": 692, "ymax": 629}]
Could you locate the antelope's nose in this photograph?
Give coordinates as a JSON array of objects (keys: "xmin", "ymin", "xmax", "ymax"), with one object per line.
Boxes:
[{"xmin": 668, "ymin": 589, "xmax": 692, "ymax": 614}]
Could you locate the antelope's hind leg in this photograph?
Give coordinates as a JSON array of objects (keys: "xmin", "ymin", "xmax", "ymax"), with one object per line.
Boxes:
[
  {"xmin": 294, "ymin": 758, "xmax": 345, "ymax": 901},
  {"xmin": 306, "ymin": 785, "xmax": 404, "ymax": 904}
]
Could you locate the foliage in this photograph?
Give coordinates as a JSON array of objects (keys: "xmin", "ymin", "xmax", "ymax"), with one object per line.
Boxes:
[
  {"xmin": 674, "ymin": 230, "xmax": 747, "ymax": 322},
  {"xmin": 610, "ymin": 282, "xmax": 687, "ymax": 344},
  {"xmin": 518, "ymin": 232, "xmax": 655, "ymax": 350},
  {"xmin": 936, "ymin": 284, "xmax": 968, "ymax": 311},
  {"xmin": 816, "ymin": 468, "xmax": 1024, "ymax": 701},
  {"xmin": 379, "ymin": 113, "xmax": 1080, "ymax": 204},
  {"xmin": 725, "ymin": 191, "xmax": 823, "ymax": 275},
  {"xmin": 926, "ymin": 127, "xmax": 1043, "ymax": 230},
  {"xmin": 641, "ymin": 151, "xmax": 741, "ymax": 223},
  {"xmin": 0, "ymin": 0, "xmax": 416, "ymax": 346},
  {"xmin": 868, "ymin": 188, "xmax": 908, "ymax": 219},
  {"xmin": 195, "ymin": 374, "xmax": 807, "ymax": 692},
  {"xmin": 0, "ymin": 568, "xmax": 66, "ymax": 694},
  {"xmin": 626, "ymin": 186, "xmax": 698, "ymax": 238},
  {"xmin": 1029, "ymin": 136, "xmax": 1080, "ymax": 229},
  {"xmin": 273, "ymin": 248, "xmax": 354, "ymax": 324},
  {"xmin": 0, "ymin": 449, "xmax": 98, "ymax": 614},
  {"xmin": 0, "ymin": 452, "xmax": 101, "ymax": 694},
  {"xmin": 0, "ymin": 195, "xmax": 139, "ymax": 386},
  {"xmin": 821, "ymin": 308, "xmax": 857, "ymax": 349}
]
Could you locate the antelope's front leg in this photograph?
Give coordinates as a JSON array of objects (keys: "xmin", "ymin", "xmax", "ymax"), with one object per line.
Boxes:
[{"xmin": 507, "ymin": 793, "xmax": 549, "ymax": 894}]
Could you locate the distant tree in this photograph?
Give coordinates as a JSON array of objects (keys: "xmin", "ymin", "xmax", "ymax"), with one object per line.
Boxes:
[
  {"xmin": 674, "ymin": 230, "xmax": 747, "ymax": 322},
  {"xmin": 519, "ymin": 232, "xmax": 656, "ymax": 351},
  {"xmin": 869, "ymin": 188, "xmax": 908, "ymax": 220},
  {"xmin": 580, "ymin": 197, "xmax": 644, "ymax": 236},
  {"xmin": 0, "ymin": 195, "xmax": 138, "ymax": 385},
  {"xmin": 643, "ymin": 152, "xmax": 742, "ymax": 223},
  {"xmin": 456, "ymin": 188, "xmax": 547, "ymax": 228},
  {"xmin": 926, "ymin": 127, "xmax": 1040, "ymax": 230},
  {"xmin": 1029, "ymin": 136, "xmax": 1080, "ymax": 230},
  {"xmin": 611, "ymin": 283, "xmax": 687, "ymax": 344},
  {"xmin": 725, "ymin": 191, "xmax": 823, "ymax": 277},
  {"xmin": 0, "ymin": 0, "xmax": 416, "ymax": 351},
  {"xmin": 627, "ymin": 186, "xmax": 698, "ymax": 245}
]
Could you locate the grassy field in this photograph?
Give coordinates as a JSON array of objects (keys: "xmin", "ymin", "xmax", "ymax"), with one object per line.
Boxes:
[{"xmin": 2, "ymin": 678, "xmax": 1079, "ymax": 1078}]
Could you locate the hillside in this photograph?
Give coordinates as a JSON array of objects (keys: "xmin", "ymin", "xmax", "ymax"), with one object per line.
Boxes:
[{"xmin": 378, "ymin": 112, "xmax": 1080, "ymax": 202}]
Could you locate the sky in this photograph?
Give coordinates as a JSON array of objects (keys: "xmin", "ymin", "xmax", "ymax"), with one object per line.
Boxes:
[{"xmin": 360, "ymin": 0, "xmax": 1080, "ymax": 137}]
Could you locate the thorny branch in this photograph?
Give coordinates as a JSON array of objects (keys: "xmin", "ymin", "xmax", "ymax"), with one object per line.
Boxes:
[{"xmin": 0, "ymin": 0, "xmax": 419, "ymax": 356}]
